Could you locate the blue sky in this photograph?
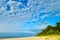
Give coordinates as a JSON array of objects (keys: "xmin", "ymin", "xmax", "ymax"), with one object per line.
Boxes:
[{"xmin": 0, "ymin": 0, "xmax": 60, "ymax": 34}]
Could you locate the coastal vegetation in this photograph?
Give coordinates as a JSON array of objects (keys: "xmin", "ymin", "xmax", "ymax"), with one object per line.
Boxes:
[{"xmin": 36, "ymin": 22, "xmax": 60, "ymax": 36}]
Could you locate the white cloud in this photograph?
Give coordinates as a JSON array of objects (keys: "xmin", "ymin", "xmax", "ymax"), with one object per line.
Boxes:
[
  {"xmin": 0, "ymin": 22, "xmax": 22, "ymax": 32},
  {"xmin": 0, "ymin": 23, "xmax": 35, "ymax": 34},
  {"xmin": 35, "ymin": 21, "xmax": 49, "ymax": 29},
  {"xmin": 40, "ymin": 14, "xmax": 50, "ymax": 19},
  {"xmin": 0, "ymin": 22, "xmax": 36, "ymax": 34},
  {"xmin": 55, "ymin": 13, "xmax": 60, "ymax": 16},
  {"xmin": 0, "ymin": 0, "xmax": 58, "ymax": 22},
  {"xmin": 19, "ymin": 31, "xmax": 36, "ymax": 33},
  {"xmin": 0, "ymin": 0, "xmax": 59, "ymax": 33},
  {"xmin": 7, "ymin": 0, "xmax": 13, "ymax": 4}
]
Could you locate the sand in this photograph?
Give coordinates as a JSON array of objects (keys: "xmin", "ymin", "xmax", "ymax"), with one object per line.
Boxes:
[{"xmin": 0, "ymin": 35, "xmax": 60, "ymax": 40}]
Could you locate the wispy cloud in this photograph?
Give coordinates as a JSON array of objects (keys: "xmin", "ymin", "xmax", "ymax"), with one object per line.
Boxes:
[
  {"xmin": 40, "ymin": 14, "xmax": 50, "ymax": 19},
  {"xmin": 19, "ymin": 31, "xmax": 36, "ymax": 33},
  {"xmin": 55, "ymin": 13, "xmax": 60, "ymax": 16},
  {"xmin": 0, "ymin": 22, "xmax": 22, "ymax": 32},
  {"xmin": 0, "ymin": 0, "xmax": 59, "ymax": 33},
  {"xmin": 35, "ymin": 21, "xmax": 49, "ymax": 29}
]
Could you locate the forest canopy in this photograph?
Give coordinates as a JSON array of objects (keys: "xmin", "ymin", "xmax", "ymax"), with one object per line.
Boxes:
[{"xmin": 36, "ymin": 22, "xmax": 60, "ymax": 36}]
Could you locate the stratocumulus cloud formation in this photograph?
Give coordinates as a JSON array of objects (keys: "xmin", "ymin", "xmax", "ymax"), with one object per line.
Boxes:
[{"xmin": 0, "ymin": 0, "xmax": 60, "ymax": 33}]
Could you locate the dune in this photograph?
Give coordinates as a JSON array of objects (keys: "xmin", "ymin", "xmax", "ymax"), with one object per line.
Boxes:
[{"xmin": 0, "ymin": 35, "xmax": 60, "ymax": 40}]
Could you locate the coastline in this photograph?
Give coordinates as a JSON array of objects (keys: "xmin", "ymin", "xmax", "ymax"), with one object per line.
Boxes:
[{"xmin": 0, "ymin": 35, "xmax": 60, "ymax": 40}]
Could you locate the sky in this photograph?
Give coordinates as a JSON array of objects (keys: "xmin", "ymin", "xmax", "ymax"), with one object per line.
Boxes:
[{"xmin": 0, "ymin": 0, "xmax": 60, "ymax": 34}]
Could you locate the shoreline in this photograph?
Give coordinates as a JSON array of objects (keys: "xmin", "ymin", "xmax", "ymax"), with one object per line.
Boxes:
[{"xmin": 0, "ymin": 35, "xmax": 60, "ymax": 40}]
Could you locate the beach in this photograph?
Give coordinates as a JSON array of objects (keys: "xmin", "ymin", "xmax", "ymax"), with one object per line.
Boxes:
[{"xmin": 0, "ymin": 35, "xmax": 60, "ymax": 40}]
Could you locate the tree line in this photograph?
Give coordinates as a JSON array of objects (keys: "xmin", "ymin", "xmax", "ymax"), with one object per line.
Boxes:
[{"xmin": 36, "ymin": 22, "xmax": 60, "ymax": 36}]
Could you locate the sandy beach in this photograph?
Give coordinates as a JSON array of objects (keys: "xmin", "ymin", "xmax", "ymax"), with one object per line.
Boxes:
[{"xmin": 0, "ymin": 35, "xmax": 60, "ymax": 40}]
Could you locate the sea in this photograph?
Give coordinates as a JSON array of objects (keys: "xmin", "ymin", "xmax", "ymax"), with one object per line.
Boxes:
[{"xmin": 0, "ymin": 29, "xmax": 41, "ymax": 38}]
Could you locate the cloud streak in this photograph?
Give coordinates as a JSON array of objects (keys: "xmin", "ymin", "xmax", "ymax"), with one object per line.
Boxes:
[{"xmin": 55, "ymin": 13, "xmax": 60, "ymax": 16}]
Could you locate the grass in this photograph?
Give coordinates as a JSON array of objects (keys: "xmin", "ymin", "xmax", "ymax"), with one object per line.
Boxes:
[{"xmin": 36, "ymin": 35, "xmax": 60, "ymax": 40}]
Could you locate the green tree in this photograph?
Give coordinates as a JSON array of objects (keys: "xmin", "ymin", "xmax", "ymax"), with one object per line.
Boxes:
[
  {"xmin": 36, "ymin": 22, "xmax": 60, "ymax": 36},
  {"xmin": 44, "ymin": 25, "xmax": 53, "ymax": 33},
  {"xmin": 56, "ymin": 22, "xmax": 60, "ymax": 32}
]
